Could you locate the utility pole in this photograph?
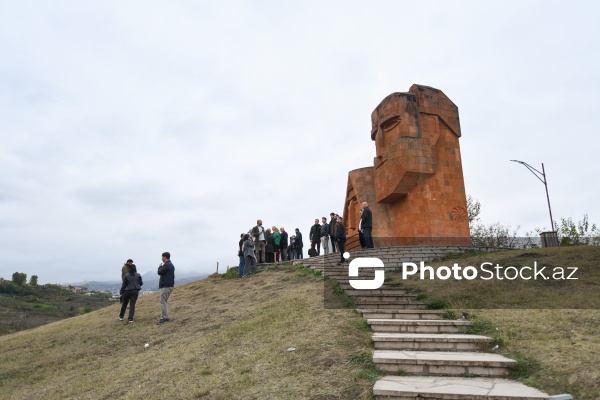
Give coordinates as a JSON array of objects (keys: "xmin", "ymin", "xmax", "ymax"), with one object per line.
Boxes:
[{"xmin": 510, "ymin": 160, "xmax": 555, "ymax": 232}]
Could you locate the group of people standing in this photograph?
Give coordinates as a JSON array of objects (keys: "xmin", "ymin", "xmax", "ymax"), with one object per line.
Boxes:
[
  {"xmin": 236, "ymin": 203, "xmax": 373, "ymax": 272},
  {"xmin": 308, "ymin": 202, "xmax": 374, "ymax": 262},
  {"xmin": 308, "ymin": 213, "xmax": 345, "ymax": 262},
  {"xmin": 118, "ymin": 252, "xmax": 175, "ymax": 325},
  {"xmin": 238, "ymin": 221, "xmax": 296, "ymax": 277}
]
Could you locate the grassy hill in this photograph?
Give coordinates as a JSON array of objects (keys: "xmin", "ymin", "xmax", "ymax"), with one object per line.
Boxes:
[
  {"xmin": 4, "ymin": 248, "xmax": 597, "ymax": 399},
  {"xmin": 0, "ymin": 264, "xmax": 374, "ymax": 399},
  {"xmin": 0, "ymin": 283, "xmax": 112, "ymax": 336},
  {"xmin": 386, "ymin": 246, "xmax": 600, "ymax": 399}
]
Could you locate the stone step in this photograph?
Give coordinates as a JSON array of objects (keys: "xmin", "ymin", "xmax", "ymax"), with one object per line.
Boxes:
[
  {"xmin": 338, "ymin": 283, "xmax": 408, "ymax": 291},
  {"xmin": 357, "ymin": 301, "xmax": 428, "ymax": 310},
  {"xmin": 323, "ymin": 271, "xmax": 389, "ymax": 277},
  {"xmin": 331, "ymin": 280, "xmax": 403, "ymax": 287},
  {"xmin": 321, "ymin": 267, "xmax": 401, "ymax": 272},
  {"xmin": 359, "ymin": 309, "xmax": 445, "ymax": 320},
  {"xmin": 325, "ymin": 274, "xmax": 383, "ymax": 280},
  {"xmin": 368, "ymin": 319, "xmax": 471, "ymax": 333},
  {"xmin": 373, "ymin": 350, "xmax": 515, "ymax": 377},
  {"xmin": 343, "ymin": 289, "xmax": 413, "ymax": 297},
  {"xmin": 373, "ymin": 376, "xmax": 549, "ymax": 399},
  {"xmin": 349, "ymin": 293, "xmax": 420, "ymax": 301},
  {"xmin": 372, "ymin": 333, "xmax": 492, "ymax": 351}
]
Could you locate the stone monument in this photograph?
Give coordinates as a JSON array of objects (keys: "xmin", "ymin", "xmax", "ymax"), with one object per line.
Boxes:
[{"xmin": 342, "ymin": 84, "xmax": 471, "ymax": 249}]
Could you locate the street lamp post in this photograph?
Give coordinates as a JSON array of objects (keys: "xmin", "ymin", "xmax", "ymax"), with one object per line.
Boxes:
[{"xmin": 510, "ymin": 160, "xmax": 555, "ymax": 232}]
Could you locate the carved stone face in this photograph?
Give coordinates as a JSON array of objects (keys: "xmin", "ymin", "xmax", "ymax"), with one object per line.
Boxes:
[
  {"xmin": 371, "ymin": 93, "xmax": 436, "ymax": 203},
  {"xmin": 371, "ymin": 94, "xmax": 419, "ymax": 159},
  {"xmin": 342, "ymin": 84, "xmax": 470, "ymax": 248}
]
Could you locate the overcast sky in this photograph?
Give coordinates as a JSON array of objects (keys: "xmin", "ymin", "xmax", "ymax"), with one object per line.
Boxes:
[{"xmin": 1, "ymin": 1, "xmax": 598, "ymax": 284}]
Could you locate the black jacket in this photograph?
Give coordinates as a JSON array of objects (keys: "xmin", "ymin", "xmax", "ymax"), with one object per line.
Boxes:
[
  {"xmin": 310, "ymin": 223, "xmax": 321, "ymax": 241},
  {"xmin": 266, "ymin": 233, "xmax": 276, "ymax": 253},
  {"xmin": 295, "ymin": 231, "xmax": 303, "ymax": 247},
  {"xmin": 158, "ymin": 260, "xmax": 175, "ymax": 288},
  {"xmin": 336, "ymin": 222, "xmax": 347, "ymax": 240},
  {"xmin": 280, "ymin": 231, "xmax": 289, "ymax": 249},
  {"xmin": 329, "ymin": 220, "xmax": 337, "ymax": 239},
  {"xmin": 121, "ymin": 272, "xmax": 143, "ymax": 294},
  {"xmin": 320, "ymin": 222, "xmax": 329, "ymax": 237},
  {"xmin": 238, "ymin": 238, "xmax": 244, "ymax": 256},
  {"xmin": 361, "ymin": 207, "xmax": 373, "ymax": 229}
]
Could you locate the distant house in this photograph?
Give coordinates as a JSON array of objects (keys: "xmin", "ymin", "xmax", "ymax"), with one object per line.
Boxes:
[
  {"xmin": 60, "ymin": 285, "xmax": 87, "ymax": 293},
  {"xmin": 0, "ymin": 278, "xmax": 8, "ymax": 285}
]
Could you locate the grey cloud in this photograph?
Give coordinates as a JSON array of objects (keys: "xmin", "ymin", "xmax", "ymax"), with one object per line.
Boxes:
[{"xmin": 0, "ymin": 1, "xmax": 599, "ymax": 284}]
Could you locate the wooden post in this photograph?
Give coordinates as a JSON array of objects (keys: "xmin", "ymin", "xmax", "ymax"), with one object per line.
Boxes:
[{"xmin": 216, "ymin": 262, "xmax": 219, "ymax": 274}]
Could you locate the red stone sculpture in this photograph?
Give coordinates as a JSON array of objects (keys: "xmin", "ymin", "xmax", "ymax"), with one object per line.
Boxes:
[{"xmin": 343, "ymin": 84, "xmax": 471, "ymax": 249}]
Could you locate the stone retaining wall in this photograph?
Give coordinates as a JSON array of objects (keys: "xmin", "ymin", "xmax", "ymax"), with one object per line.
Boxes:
[{"xmin": 292, "ymin": 245, "xmax": 502, "ymax": 270}]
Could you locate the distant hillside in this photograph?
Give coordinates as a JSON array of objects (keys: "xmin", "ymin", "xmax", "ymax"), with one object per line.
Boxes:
[
  {"xmin": 0, "ymin": 283, "xmax": 112, "ymax": 336},
  {"xmin": 0, "ymin": 270, "xmax": 209, "ymax": 336},
  {"xmin": 75, "ymin": 271, "xmax": 209, "ymax": 292},
  {"xmin": 0, "ymin": 264, "xmax": 374, "ymax": 399}
]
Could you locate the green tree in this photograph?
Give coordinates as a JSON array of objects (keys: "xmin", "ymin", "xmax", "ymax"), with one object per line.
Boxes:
[
  {"xmin": 556, "ymin": 214, "xmax": 600, "ymax": 246},
  {"xmin": 466, "ymin": 195, "xmax": 481, "ymax": 224},
  {"xmin": 470, "ymin": 221, "xmax": 522, "ymax": 248},
  {"xmin": 12, "ymin": 272, "xmax": 27, "ymax": 286},
  {"xmin": 467, "ymin": 196, "xmax": 537, "ymax": 248},
  {"xmin": 29, "ymin": 275, "xmax": 39, "ymax": 286}
]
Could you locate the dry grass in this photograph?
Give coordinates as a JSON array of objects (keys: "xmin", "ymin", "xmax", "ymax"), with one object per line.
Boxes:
[
  {"xmin": 465, "ymin": 309, "xmax": 600, "ymax": 398},
  {"xmin": 386, "ymin": 246, "xmax": 600, "ymax": 399},
  {"xmin": 0, "ymin": 264, "xmax": 374, "ymax": 400}
]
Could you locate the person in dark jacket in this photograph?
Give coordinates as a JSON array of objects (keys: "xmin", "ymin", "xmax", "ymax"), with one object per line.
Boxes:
[
  {"xmin": 289, "ymin": 235, "xmax": 296, "ymax": 260},
  {"xmin": 358, "ymin": 209, "xmax": 366, "ymax": 249},
  {"xmin": 309, "ymin": 219, "xmax": 321, "ymax": 256},
  {"xmin": 119, "ymin": 263, "xmax": 143, "ymax": 323},
  {"xmin": 238, "ymin": 233, "xmax": 246, "ymax": 277},
  {"xmin": 320, "ymin": 217, "xmax": 330, "ymax": 255},
  {"xmin": 119, "ymin": 258, "xmax": 134, "ymax": 303},
  {"xmin": 242, "ymin": 233, "xmax": 257, "ymax": 276},
  {"xmin": 294, "ymin": 228, "xmax": 303, "ymax": 259},
  {"xmin": 360, "ymin": 202, "xmax": 374, "ymax": 248},
  {"xmin": 265, "ymin": 229, "xmax": 276, "ymax": 263},
  {"xmin": 279, "ymin": 227, "xmax": 289, "ymax": 261},
  {"xmin": 157, "ymin": 252, "xmax": 175, "ymax": 324},
  {"xmin": 329, "ymin": 213, "xmax": 337, "ymax": 252},
  {"xmin": 336, "ymin": 218, "xmax": 347, "ymax": 264},
  {"xmin": 121, "ymin": 259, "xmax": 134, "ymax": 279}
]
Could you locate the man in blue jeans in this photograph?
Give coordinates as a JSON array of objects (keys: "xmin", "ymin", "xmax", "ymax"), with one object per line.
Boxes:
[
  {"xmin": 360, "ymin": 202, "xmax": 374, "ymax": 248},
  {"xmin": 157, "ymin": 251, "xmax": 175, "ymax": 324}
]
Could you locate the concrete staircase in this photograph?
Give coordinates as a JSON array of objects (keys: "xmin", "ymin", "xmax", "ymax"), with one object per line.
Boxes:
[{"xmin": 293, "ymin": 246, "xmax": 551, "ymax": 400}]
